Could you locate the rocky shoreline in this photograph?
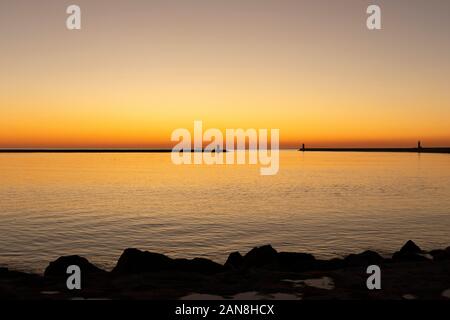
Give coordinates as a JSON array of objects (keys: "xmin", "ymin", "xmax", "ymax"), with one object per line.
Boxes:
[{"xmin": 1, "ymin": 240, "xmax": 450, "ymax": 300}]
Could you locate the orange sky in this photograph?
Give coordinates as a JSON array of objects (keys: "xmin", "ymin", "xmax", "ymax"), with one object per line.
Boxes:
[{"xmin": 1, "ymin": 0, "xmax": 449, "ymax": 148}]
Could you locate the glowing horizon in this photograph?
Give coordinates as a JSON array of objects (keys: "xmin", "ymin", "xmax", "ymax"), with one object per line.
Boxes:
[{"xmin": 1, "ymin": 0, "xmax": 449, "ymax": 149}]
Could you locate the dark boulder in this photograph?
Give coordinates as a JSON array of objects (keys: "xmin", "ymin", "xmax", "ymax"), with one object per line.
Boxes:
[
  {"xmin": 225, "ymin": 252, "xmax": 244, "ymax": 269},
  {"xmin": 277, "ymin": 252, "xmax": 316, "ymax": 271},
  {"xmin": 112, "ymin": 248, "xmax": 174, "ymax": 274},
  {"xmin": 113, "ymin": 248, "xmax": 223, "ymax": 275},
  {"xmin": 174, "ymin": 258, "xmax": 223, "ymax": 274},
  {"xmin": 316, "ymin": 258, "xmax": 345, "ymax": 271},
  {"xmin": 344, "ymin": 250, "xmax": 384, "ymax": 266},
  {"xmin": 399, "ymin": 240, "xmax": 422, "ymax": 254},
  {"xmin": 44, "ymin": 255, "xmax": 106, "ymax": 277},
  {"xmin": 243, "ymin": 245, "xmax": 278, "ymax": 268},
  {"xmin": 429, "ymin": 249, "xmax": 450, "ymax": 261},
  {"xmin": 392, "ymin": 240, "xmax": 428, "ymax": 262}
]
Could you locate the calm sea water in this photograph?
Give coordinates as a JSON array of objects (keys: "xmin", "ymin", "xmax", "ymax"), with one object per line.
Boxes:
[{"xmin": 1, "ymin": 151, "xmax": 449, "ymax": 273}]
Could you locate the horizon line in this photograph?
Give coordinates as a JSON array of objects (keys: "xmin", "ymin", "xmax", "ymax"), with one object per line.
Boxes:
[{"xmin": 1, "ymin": 146, "xmax": 450, "ymax": 154}]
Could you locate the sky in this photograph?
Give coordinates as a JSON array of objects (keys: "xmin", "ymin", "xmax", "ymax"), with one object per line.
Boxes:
[{"xmin": 1, "ymin": 0, "xmax": 449, "ymax": 148}]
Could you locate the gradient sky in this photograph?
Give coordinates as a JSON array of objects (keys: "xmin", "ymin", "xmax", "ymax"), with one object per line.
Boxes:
[{"xmin": 1, "ymin": 0, "xmax": 449, "ymax": 148}]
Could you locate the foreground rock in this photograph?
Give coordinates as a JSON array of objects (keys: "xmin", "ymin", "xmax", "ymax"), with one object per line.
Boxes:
[
  {"xmin": 429, "ymin": 247, "xmax": 450, "ymax": 261},
  {"xmin": 112, "ymin": 249, "xmax": 173, "ymax": 274},
  {"xmin": 344, "ymin": 250, "xmax": 384, "ymax": 266},
  {"xmin": 242, "ymin": 245, "xmax": 278, "ymax": 268},
  {"xmin": 225, "ymin": 245, "xmax": 316, "ymax": 271},
  {"xmin": 112, "ymin": 248, "xmax": 223, "ymax": 275},
  {"xmin": 224, "ymin": 252, "xmax": 244, "ymax": 270},
  {"xmin": 44, "ymin": 255, "xmax": 106, "ymax": 277},
  {"xmin": 1, "ymin": 241, "xmax": 450, "ymax": 300},
  {"xmin": 392, "ymin": 240, "xmax": 430, "ymax": 262}
]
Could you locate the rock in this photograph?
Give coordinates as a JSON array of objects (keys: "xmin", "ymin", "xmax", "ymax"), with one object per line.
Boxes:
[
  {"xmin": 316, "ymin": 258, "xmax": 345, "ymax": 271},
  {"xmin": 344, "ymin": 250, "xmax": 384, "ymax": 266},
  {"xmin": 243, "ymin": 245, "xmax": 278, "ymax": 268},
  {"xmin": 44, "ymin": 255, "xmax": 105, "ymax": 277},
  {"xmin": 112, "ymin": 248, "xmax": 174, "ymax": 274},
  {"xmin": 392, "ymin": 241, "xmax": 428, "ymax": 262},
  {"xmin": 429, "ymin": 249, "xmax": 450, "ymax": 261},
  {"xmin": 113, "ymin": 248, "xmax": 223, "ymax": 274},
  {"xmin": 225, "ymin": 252, "xmax": 244, "ymax": 269},
  {"xmin": 442, "ymin": 289, "xmax": 450, "ymax": 299},
  {"xmin": 174, "ymin": 258, "xmax": 223, "ymax": 274},
  {"xmin": 399, "ymin": 240, "xmax": 423, "ymax": 254},
  {"xmin": 277, "ymin": 252, "xmax": 316, "ymax": 271}
]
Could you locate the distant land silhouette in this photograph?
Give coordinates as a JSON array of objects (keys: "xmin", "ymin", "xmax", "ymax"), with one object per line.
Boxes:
[
  {"xmin": 0, "ymin": 142, "xmax": 449, "ymax": 153},
  {"xmin": 299, "ymin": 141, "xmax": 450, "ymax": 154},
  {"xmin": 0, "ymin": 149, "xmax": 226, "ymax": 153}
]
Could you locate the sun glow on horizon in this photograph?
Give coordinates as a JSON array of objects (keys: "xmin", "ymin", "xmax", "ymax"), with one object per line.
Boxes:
[{"xmin": 1, "ymin": 0, "xmax": 449, "ymax": 148}]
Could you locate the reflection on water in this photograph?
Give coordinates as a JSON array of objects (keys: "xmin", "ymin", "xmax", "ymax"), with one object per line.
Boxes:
[{"xmin": 0, "ymin": 151, "xmax": 449, "ymax": 273}]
